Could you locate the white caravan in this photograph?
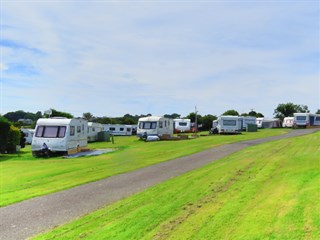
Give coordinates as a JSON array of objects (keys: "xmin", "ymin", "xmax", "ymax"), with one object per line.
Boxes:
[
  {"xmin": 256, "ymin": 117, "xmax": 264, "ymax": 128},
  {"xmin": 282, "ymin": 117, "xmax": 294, "ymax": 128},
  {"xmin": 102, "ymin": 124, "xmax": 134, "ymax": 136},
  {"xmin": 21, "ymin": 128, "xmax": 35, "ymax": 144},
  {"xmin": 173, "ymin": 119, "xmax": 191, "ymax": 133},
  {"xmin": 294, "ymin": 113, "xmax": 320, "ymax": 127},
  {"xmin": 137, "ymin": 116, "xmax": 174, "ymax": 138},
  {"xmin": 217, "ymin": 116, "xmax": 241, "ymax": 134},
  {"xmin": 87, "ymin": 122, "xmax": 104, "ymax": 142},
  {"xmin": 32, "ymin": 118, "xmax": 88, "ymax": 157},
  {"xmin": 241, "ymin": 116, "xmax": 257, "ymax": 130}
]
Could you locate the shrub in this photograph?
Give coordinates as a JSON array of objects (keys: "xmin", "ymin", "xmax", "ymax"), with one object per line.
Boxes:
[
  {"xmin": 6, "ymin": 125, "xmax": 21, "ymax": 153},
  {"xmin": 0, "ymin": 117, "xmax": 10, "ymax": 153}
]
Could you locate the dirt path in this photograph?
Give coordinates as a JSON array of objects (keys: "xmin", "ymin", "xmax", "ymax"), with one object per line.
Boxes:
[{"xmin": 0, "ymin": 128, "xmax": 318, "ymax": 240}]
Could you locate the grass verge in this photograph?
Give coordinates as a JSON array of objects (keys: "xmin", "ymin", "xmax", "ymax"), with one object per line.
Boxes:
[
  {"xmin": 0, "ymin": 129, "xmax": 288, "ymax": 206},
  {"xmin": 33, "ymin": 131, "xmax": 320, "ymax": 240}
]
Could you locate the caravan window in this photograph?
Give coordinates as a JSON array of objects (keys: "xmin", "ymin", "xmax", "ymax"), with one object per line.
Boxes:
[
  {"xmin": 179, "ymin": 122, "xmax": 188, "ymax": 126},
  {"xmin": 120, "ymin": 128, "xmax": 124, "ymax": 131},
  {"xmin": 139, "ymin": 121, "xmax": 157, "ymax": 129},
  {"xmin": 296, "ymin": 116, "xmax": 306, "ymax": 121},
  {"xmin": 315, "ymin": 117, "xmax": 320, "ymax": 121},
  {"xmin": 77, "ymin": 126, "xmax": 81, "ymax": 133},
  {"xmin": 127, "ymin": 128, "xmax": 131, "ymax": 132},
  {"xmin": 35, "ymin": 126, "xmax": 44, "ymax": 137},
  {"xmin": 159, "ymin": 122, "xmax": 163, "ymax": 128},
  {"xmin": 109, "ymin": 127, "xmax": 116, "ymax": 131},
  {"xmin": 58, "ymin": 127, "xmax": 66, "ymax": 138},
  {"xmin": 223, "ymin": 120, "xmax": 237, "ymax": 126},
  {"xmin": 70, "ymin": 126, "xmax": 75, "ymax": 136},
  {"xmin": 35, "ymin": 126, "xmax": 66, "ymax": 138}
]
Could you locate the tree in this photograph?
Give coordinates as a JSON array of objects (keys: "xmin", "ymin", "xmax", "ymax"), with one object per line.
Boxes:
[
  {"xmin": 316, "ymin": 109, "xmax": 320, "ymax": 114},
  {"xmin": 163, "ymin": 113, "xmax": 181, "ymax": 119},
  {"xmin": 83, "ymin": 112, "xmax": 94, "ymax": 121},
  {"xmin": 6, "ymin": 125, "xmax": 21, "ymax": 153},
  {"xmin": 45, "ymin": 109, "xmax": 74, "ymax": 119},
  {"xmin": 201, "ymin": 114, "xmax": 217, "ymax": 130},
  {"xmin": 222, "ymin": 110, "xmax": 239, "ymax": 116},
  {"xmin": 0, "ymin": 117, "xmax": 10, "ymax": 153},
  {"xmin": 274, "ymin": 103, "xmax": 309, "ymax": 120}
]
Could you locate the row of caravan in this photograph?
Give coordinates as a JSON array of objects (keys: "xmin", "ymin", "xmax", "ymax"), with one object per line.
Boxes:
[
  {"xmin": 136, "ymin": 117, "xmax": 194, "ymax": 138},
  {"xmin": 211, "ymin": 116, "xmax": 257, "ymax": 134},
  {"xmin": 31, "ymin": 118, "xmax": 137, "ymax": 157}
]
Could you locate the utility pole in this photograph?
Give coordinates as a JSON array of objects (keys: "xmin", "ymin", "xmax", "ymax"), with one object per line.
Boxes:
[{"xmin": 195, "ymin": 106, "xmax": 198, "ymax": 134}]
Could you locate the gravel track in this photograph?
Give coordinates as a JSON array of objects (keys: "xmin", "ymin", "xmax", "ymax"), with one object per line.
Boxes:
[{"xmin": 0, "ymin": 128, "xmax": 318, "ymax": 240}]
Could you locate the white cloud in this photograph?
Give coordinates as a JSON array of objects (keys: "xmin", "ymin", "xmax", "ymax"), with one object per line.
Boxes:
[{"xmin": 1, "ymin": 1, "xmax": 319, "ymax": 117}]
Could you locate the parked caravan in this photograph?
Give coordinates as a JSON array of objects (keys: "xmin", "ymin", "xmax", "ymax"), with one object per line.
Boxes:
[
  {"xmin": 32, "ymin": 118, "xmax": 88, "ymax": 157},
  {"xmin": 294, "ymin": 113, "xmax": 320, "ymax": 127},
  {"xmin": 102, "ymin": 124, "xmax": 134, "ymax": 136},
  {"xmin": 282, "ymin": 117, "xmax": 294, "ymax": 128},
  {"xmin": 241, "ymin": 116, "xmax": 257, "ymax": 131},
  {"xmin": 256, "ymin": 117, "xmax": 264, "ymax": 128},
  {"xmin": 87, "ymin": 122, "xmax": 104, "ymax": 142},
  {"xmin": 210, "ymin": 120, "xmax": 219, "ymax": 134},
  {"xmin": 21, "ymin": 128, "xmax": 35, "ymax": 144},
  {"xmin": 137, "ymin": 116, "xmax": 174, "ymax": 138},
  {"xmin": 217, "ymin": 116, "xmax": 241, "ymax": 134},
  {"xmin": 173, "ymin": 119, "xmax": 191, "ymax": 133}
]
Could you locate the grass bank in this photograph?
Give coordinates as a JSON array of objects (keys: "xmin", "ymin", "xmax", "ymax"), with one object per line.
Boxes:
[
  {"xmin": 0, "ymin": 129, "xmax": 288, "ymax": 206},
  {"xmin": 33, "ymin": 131, "xmax": 320, "ymax": 240}
]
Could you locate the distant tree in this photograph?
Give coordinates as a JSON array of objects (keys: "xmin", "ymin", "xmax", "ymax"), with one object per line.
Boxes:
[
  {"xmin": 4, "ymin": 110, "xmax": 28, "ymax": 122},
  {"xmin": 121, "ymin": 114, "xmax": 138, "ymax": 124},
  {"xmin": 274, "ymin": 103, "xmax": 309, "ymax": 120},
  {"xmin": 256, "ymin": 112, "xmax": 264, "ymax": 118},
  {"xmin": 316, "ymin": 109, "xmax": 320, "ymax": 114},
  {"xmin": 83, "ymin": 112, "xmax": 94, "ymax": 121},
  {"xmin": 45, "ymin": 109, "xmax": 74, "ymax": 119},
  {"xmin": 201, "ymin": 114, "xmax": 217, "ymax": 130},
  {"xmin": 163, "ymin": 113, "xmax": 181, "ymax": 119},
  {"xmin": 245, "ymin": 110, "xmax": 264, "ymax": 118},
  {"xmin": 222, "ymin": 110, "xmax": 239, "ymax": 116}
]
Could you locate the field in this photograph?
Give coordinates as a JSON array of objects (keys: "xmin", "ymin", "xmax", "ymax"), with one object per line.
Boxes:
[
  {"xmin": 0, "ymin": 129, "xmax": 289, "ymax": 207},
  {"xmin": 33, "ymin": 131, "xmax": 320, "ymax": 240}
]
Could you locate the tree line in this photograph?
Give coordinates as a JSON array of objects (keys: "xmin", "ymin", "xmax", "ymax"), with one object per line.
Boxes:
[{"xmin": 2, "ymin": 103, "xmax": 319, "ymax": 131}]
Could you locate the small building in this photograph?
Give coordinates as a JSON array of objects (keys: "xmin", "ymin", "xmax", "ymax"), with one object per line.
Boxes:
[{"xmin": 18, "ymin": 119, "xmax": 33, "ymax": 125}]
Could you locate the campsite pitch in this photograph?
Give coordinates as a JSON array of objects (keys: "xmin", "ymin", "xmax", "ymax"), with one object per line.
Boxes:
[{"xmin": 32, "ymin": 129, "xmax": 320, "ymax": 240}]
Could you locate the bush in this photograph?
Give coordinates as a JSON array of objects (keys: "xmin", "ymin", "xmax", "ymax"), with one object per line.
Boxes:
[
  {"xmin": 6, "ymin": 125, "xmax": 21, "ymax": 154},
  {"xmin": 0, "ymin": 117, "xmax": 10, "ymax": 153}
]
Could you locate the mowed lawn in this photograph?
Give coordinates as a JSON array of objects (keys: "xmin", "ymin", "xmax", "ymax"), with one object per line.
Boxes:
[
  {"xmin": 0, "ymin": 129, "xmax": 289, "ymax": 207},
  {"xmin": 33, "ymin": 131, "xmax": 320, "ymax": 240}
]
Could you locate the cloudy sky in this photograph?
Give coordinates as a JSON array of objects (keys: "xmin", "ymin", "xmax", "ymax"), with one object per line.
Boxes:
[{"xmin": 1, "ymin": 0, "xmax": 319, "ymax": 118}]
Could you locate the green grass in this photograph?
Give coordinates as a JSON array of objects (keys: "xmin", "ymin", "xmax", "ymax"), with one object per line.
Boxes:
[
  {"xmin": 0, "ymin": 129, "xmax": 288, "ymax": 207},
  {"xmin": 33, "ymin": 131, "xmax": 320, "ymax": 240}
]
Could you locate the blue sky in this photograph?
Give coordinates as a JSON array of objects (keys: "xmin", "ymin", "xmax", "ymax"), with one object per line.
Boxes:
[{"xmin": 1, "ymin": 1, "xmax": 319, "ymax": 118}]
